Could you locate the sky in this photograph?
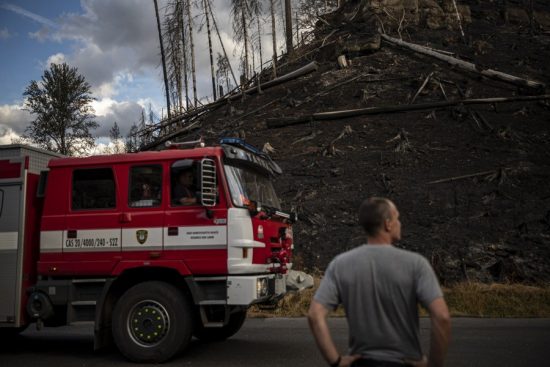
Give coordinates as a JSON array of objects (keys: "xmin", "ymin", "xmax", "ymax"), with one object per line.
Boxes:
[{"xmin": 0, "ymin": 0, "xmax": 288, "ymax": 151}]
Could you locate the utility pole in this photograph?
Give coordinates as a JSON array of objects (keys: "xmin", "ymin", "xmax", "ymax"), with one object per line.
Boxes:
[
  {"xmin": 284, "ymin": 0, "xmax": 293, "ymax": 55},
  {"xmin": 154, "ymin": 0, "xmax": 171, "ymax": 119}
]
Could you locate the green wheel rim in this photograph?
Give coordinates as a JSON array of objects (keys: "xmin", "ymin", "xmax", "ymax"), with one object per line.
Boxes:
[{"xmin": 127, "ymin": 300, "xmax": 170, "ymax": 348}]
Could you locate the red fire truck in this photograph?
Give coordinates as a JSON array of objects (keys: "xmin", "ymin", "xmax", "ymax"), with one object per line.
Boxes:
[{"xmin": 0, "ymin": 139, "xmax": 294, "ymax": 362}]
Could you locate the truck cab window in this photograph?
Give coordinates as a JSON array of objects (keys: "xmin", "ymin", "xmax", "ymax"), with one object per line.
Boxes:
[
  {"xmin": 72, "ymin": 168, "xmax": 116, "ymax": 210},
  {"xmin": 171, "ymin": 160, "xmax": 199, "ymax": 206},
  {"xmin": 129, "ymin": 165, "xmax": 162, "ymax": 208}
]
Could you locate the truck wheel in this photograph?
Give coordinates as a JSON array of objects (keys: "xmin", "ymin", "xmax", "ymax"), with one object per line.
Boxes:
[
  {"xmin": 112, "ymin": 281, "xmax": 192, "ymax": 362},
  {"xmin": 193, "ymin": 308, "xmax": 247, "ymax": 342}
]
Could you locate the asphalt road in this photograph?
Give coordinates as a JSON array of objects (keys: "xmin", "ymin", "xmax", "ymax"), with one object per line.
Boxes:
[{"xmin": 1, "ymin": 318, "xmax": 549, "ymax": 367}]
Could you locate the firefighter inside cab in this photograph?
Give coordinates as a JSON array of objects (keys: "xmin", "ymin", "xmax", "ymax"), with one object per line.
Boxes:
[{"xmin": 0, "ymin": 138, "xmax": 303, "ymax": 363}]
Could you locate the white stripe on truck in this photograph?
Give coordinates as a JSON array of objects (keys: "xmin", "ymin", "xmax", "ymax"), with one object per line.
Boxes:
[{"xmin": 0, "ymin": 231, "xmax": 18, "ymax": 251}]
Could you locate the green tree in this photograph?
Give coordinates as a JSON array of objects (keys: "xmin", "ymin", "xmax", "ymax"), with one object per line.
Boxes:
[{"xmin": 23, "ymin": 63, "xmax": 98, "ymax": 156}]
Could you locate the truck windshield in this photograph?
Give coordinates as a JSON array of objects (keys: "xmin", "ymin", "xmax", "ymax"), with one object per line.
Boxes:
[{"xmin": 224, "ymin": 164, "xmax": 281, "ymax": 209}]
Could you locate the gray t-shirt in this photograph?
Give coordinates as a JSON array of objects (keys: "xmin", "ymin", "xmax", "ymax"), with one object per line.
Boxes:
[{"xmin": 314, "ymin": 244, "xmax": 442, "ymax": 362}]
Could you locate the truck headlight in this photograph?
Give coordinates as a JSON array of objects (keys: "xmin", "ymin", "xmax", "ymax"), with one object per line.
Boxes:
[{"xmin": 256, "ymin": 278, "xmax": 268, "ymax": 298}]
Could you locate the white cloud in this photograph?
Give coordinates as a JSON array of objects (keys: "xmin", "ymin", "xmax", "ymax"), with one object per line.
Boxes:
[
  {"xmin": 0, "ymin": 97, "xmax": 143, "ymax": 146},
  {"xmin": 0, "ymin": 103, "xmax": 31, "ymax": 144},
  {"xmin": 27, "ymin": 0, "xmax": 287, "ymax": 146},
  {"xmin": 0, "ymin": 103, "xmax": 32, "ymax": 134},
  {"xmin": 0, "ymin": 127, "xmax": 21, "ymax": 145},
  {"xmin": 46, "ymin": 52, "xmax": 66, "ymax": 65},
  {"xmin": 91, "ymin": 98, "xmax": 144, "ymax": 137},
  {"xmin": 43, "ymin": 0, "xmax": 160, "ymax": 92},
  {"xmin": 37, "ymin": 0, "xmax": 282, "ymax": 104}
]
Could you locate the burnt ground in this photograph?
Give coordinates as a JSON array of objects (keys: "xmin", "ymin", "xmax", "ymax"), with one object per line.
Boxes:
[{"xmin": 164, "ymin": 1, "xmax": 550, "ymax": 284}]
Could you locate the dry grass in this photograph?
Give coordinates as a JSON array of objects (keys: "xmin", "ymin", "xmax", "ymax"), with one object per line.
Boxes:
[
  {"xmin": 443, "ymin": 282, "xmax": 550, "ymax": 317},
  {"xmin": 249, "ymin": 281, "xmax": 550, "ymax": 318}
]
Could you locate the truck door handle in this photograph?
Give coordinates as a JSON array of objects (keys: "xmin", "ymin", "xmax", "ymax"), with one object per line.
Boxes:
[{"xmin": 119, "ymin": 213, "xmax": 132, "ymax": 223}]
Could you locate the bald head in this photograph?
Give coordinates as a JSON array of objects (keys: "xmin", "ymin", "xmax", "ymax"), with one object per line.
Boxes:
[{"xmin": 358, "ymin": 197, "xmax": 397, "ymax": 237}]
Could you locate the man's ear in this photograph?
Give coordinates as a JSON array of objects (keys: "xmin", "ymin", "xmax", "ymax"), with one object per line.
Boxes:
[{"xmin": 383, "ymin": 218, "xmax": 391, "ymax": 232}]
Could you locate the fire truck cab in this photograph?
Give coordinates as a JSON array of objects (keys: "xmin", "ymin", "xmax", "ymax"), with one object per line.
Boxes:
[{"xmin": 0, "ymin": 139, "xmax": 294, "ymax": 362}]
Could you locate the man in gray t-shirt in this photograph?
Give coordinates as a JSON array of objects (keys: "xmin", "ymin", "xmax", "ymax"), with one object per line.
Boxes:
[{"xmin": 308, "ymin": 198, "xmax": 451, "ymax": 367}]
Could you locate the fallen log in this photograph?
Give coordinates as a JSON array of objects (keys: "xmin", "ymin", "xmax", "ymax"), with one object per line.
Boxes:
[
  {"xmin": 428, "ymin": 169, "xmax": 504, "ymax": 184},
  {"xmin": 380, "ymin": 34, "xmax": 545, "ymax": 91},
  {"xmin": 252, "ymin": 61, "xmax": 318, "ymax": 92},
  {"xmin": 410, "ymin": 71, "xmax": 434, "ymax": 104},
  {"xmin": 266, "ymin": 94, "xmax": 550, "ymax": 128},
  {"xmin": 139, "ymin": 119, "xmax": 202, "ymax": 151}
]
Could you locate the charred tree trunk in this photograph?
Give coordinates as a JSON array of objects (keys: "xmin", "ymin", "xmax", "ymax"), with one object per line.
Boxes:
[
  {"xmin": 203, "ymin": 0, "xmax": 217, "ymax": 100},
  {"xmin": 241, "ymin": 1, "xmax": 250, "ymax": 80},
  {"xmin": 207, "ymin": 0, "xmax": 240, "ymax": 90},
  {"xmin": 284, "ymin": 0, "xmax": 293, "ymax": 55},
  {"xmin": 270, "ymin": 0, "xmax": 278, "ymax": 77},
  {"xmin": 179, "ymin": 1, "xmax": 190, "ymax": 109},
  {"xmin": 154, "ymin": 0, "xmax": 171, "ymax": 118},
  {"xmin": 256, "ymin": 15, "xmax": 263, "ymax": 73},
  {"xmin": 529, "ymin": 0, "xmax": 535, "ymax": 34},
  {"xmin": 185, "ymin": 0, "xmax": 198, "ymax": 107}
]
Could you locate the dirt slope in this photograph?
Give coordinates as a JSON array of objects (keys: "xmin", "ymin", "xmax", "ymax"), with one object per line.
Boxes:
[{"xmin": 173, "ymin": 1, "xmax": 550, "ymax": 284}]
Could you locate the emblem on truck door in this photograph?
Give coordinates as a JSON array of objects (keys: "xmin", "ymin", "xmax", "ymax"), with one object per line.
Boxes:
[{"xmin": 136, "ymin": 230, "xmax": 148, "ymax": 244}]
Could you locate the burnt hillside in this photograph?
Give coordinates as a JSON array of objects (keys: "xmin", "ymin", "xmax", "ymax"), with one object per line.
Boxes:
[{"xmin": 150, "ymin": 0, "xmax": 550, "ymax": 284}]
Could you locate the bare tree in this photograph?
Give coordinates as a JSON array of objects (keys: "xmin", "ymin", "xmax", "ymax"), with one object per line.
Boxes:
[
  {"xmin": 154, "ymin": 0, "xmax": 172, "ymax": 119},
  {"xmin": 202, "ymin": 0, "xmax": 217, "ymax": 100},
  {"xmin": 284, "ymin": 0, "xmax": 293, "ymax": 55},
  {"xmin": 249, "ymin": 0, "xmax": 264, "ymax": 74},
  {"xmin": 231, "ymin": 0, "xmax": 251, "ymax": 80},
  {"xmin": 125, "ymin": 122, "xmax": 139, "ymax": 153},
  {"xmin": 270, "ymin": 0, "xmax": 278, "ymax": 77},
  {"xmin": 109, "ymin": 121, "xmax": 124, "ymax": 154},
  {"xmin": 179, "ymin": 1, "xmax": 190, "ymax": 109},
  {"xmin": 207, "ymin": 0, "xmax": 240, "ymax": 91},
  {"xmin": 164, "ymin": 1, "xmax": 184, "ymax": 114},
  {"xmin": 216, "ymin": 52, "xmax": 232, "ymax": 95},
  {"xmin": 185, "ymin": 0, "xmax": 198, "ymax": 107}
]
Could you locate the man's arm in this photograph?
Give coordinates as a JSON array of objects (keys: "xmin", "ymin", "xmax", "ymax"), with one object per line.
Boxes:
[
  {"xmin": 427, "ymin": 297, "xmax": 451, "ymax": 367},
  {"xmin": 307, "ymin": 300, "xmax": 360, "ymax": 367}
]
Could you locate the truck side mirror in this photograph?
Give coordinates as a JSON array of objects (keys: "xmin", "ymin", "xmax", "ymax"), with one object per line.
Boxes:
[{"xmin": 200, "ymin": 158, "xmax": 216, "ymax": 207}]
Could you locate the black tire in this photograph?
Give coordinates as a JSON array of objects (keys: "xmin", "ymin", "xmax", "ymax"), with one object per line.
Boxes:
[
  {"xmin": 112, "ymin": 281, "xmax": 192, "ymax": 363},
  {"xmin": 193, "ymin": 308, "xmax": 247, "ymax": 342}
]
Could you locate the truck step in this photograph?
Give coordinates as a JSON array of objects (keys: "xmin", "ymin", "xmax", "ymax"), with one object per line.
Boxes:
[
  {"xmin": 71, "ymin": 300, "xmax": 97, "ymax": 306},
  {"xmin": 202, "ymin": 322, "xmax": 224, "ymax": 328},
  {"xmin": 71, "ymin": 278, "xmax": 106, "ymax": 284},
  {"xmin": 198, "ymin": 300, "xmax": 227, "ymax": 305}
]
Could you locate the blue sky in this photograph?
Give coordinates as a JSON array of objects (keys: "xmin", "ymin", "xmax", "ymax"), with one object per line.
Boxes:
[
  {"xmin": 0, "ymin": 1, "xmax": 82, "ymax": 104},
  {"xmin": 0, "ymin": 0, "xmax": 282, "ymax": 150}
]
